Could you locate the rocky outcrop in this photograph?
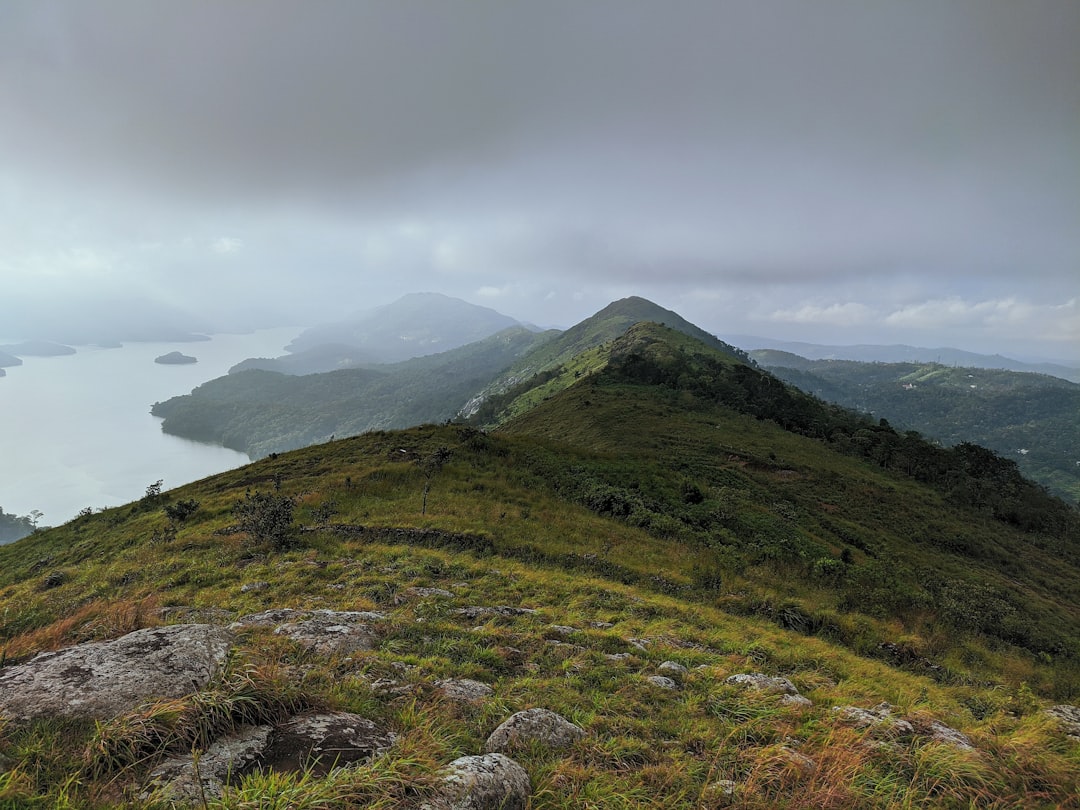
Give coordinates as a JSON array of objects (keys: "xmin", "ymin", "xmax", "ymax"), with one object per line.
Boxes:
[
  {"xmin": 423, "ymin": 753, "xmax": 530, "ymax": 810},
  {"xmin": 142, "ymin": 712, "xmax": 396, "ymax": 802},
  {"xmin": 833, "ymin": 702, "xmax": 973, "ymax": 749},
  {"xmin": 484, "ymin": 708, "xmax": 585, "ymax": 754},
  {"xmin": 647, "ymin": 675, "xmax": 678, "ymax": 690},
  {"xmin": 260, "ymin": 712, "xmax": 398, "ymax": 775},
  {"xmin": 231, "ymin": 609, "xmax": 387, "ymax": 656},
  {"xmin": 726, "ymin": 672, "xmax": 813, "ymax": 707},
  {"xmin": 0, "ymin": 624, "xmax": 233, "ymax": 720},
  {"xmin": 832, "ymin": 702, "xmax": 914, "ymax": 738},
  {"xmin": 436, "ymin": 678, "xmax": 495, "ymax": 703},
  {"xmin": 142, "ymin": 725, "xmax": 272, "ymax": 804},
  {"xmin": 658, "ymin": 660, "xmax": 688, "ymax": 675},
  {"xmin": 1046, "ymin": 704, "xmax": 1080, "ymax": 739}
]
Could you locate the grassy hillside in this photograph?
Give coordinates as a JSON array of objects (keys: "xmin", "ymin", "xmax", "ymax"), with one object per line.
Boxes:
[
  {"xmin": 752, "ymin": 352, "xmax": 1080, "ymax": 504},
  {"xmin": 151, "ymin": 297, "xmax": 748, "ymax": 459},
  {"xmin": 464, "ymin": 297, "xmax": 750, "ymax": 422},
  {"xmin": 152, "ymin": 327, "xmax": 546, "ymax": 458},
  {"xmin": 1, "ymin": 324, "xmax": 1079, "ymax": 807}
]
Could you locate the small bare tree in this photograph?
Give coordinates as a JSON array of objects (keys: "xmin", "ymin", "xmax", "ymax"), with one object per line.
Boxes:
[{"xmin": 418, "ymin": 447, "xmax": 452, "ymax": 515}]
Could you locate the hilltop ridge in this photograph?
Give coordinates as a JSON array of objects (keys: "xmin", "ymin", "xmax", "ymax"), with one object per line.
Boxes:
[{"xmin": 2, "ymin": 320, "xmax": 1080, "ymax": 807}]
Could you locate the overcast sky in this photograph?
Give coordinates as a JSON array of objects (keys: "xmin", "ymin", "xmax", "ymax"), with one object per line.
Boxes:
[{"xmin": 1, "ymin": 1, "xmax": 1077, "ymax": 360}]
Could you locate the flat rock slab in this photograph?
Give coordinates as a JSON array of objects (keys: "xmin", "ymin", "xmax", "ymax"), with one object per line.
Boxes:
[
  {"xmin": 231, "ymin": 609, "xmax": 387, "ymax": 656},
  {"xmin": 261, "ymin": 711, "xmax": 397, "ymax": 776},
  {"xmin": 423, "ymin": 753, "xmax": 530, "ymax": 810},
  {"xmin": 0, "ymin": 624, "xmax": 233, "ymax": 720},
  {"xmin": 142, "ymin": 724, "xmax": 272, "ymax": 804}
]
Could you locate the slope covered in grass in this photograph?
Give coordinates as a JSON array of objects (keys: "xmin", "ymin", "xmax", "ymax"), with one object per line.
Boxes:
[
  {"xmin": 750, "ymin": 352, "xmax": 1080, "ymax": 504},
  {"xmin": 152, "ymin": 327, "xmax": 545, "ymax": 458},
  {"xmin": 1, "ymin": 325, "xmax": 1078, "ymax": 808}
]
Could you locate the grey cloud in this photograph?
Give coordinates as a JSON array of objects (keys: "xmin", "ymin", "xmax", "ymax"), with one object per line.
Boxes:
[{"xmin": 0, "ymin": 1, "xmax": 1076, "ymax": 355}]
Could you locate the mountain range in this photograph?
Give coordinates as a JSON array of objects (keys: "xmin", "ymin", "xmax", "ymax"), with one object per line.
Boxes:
[
  {"xmin": 153, "ymin": 294, "xmax": 1075, "ymax": 505},
  {"xmin": 2, "ymin": 310, "xmax": 1079, "ymax": 807},
  {"xmin": 726, "ymin": 335, "xmax": 1080, "ymax": 383}
]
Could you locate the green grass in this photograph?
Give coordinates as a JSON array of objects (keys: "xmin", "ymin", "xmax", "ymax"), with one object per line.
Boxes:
[{"xmin": 1, "ymin": 326, "xmax": 1079, "ymax": 807}]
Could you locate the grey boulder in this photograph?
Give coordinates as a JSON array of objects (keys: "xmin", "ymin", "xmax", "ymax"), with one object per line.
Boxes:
[
  {"xmin": 484, "ymin": 708, "xmax": 585, "ymax": 754},
  {"xmin": 423, "ymin": 753, "xmax": 530, "ymax": 810},
  {"xmin": 0, "ymin": 624, "xmax": 233, "ymax": 720}
]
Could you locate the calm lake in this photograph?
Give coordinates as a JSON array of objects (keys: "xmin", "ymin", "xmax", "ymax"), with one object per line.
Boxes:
[{"xmin": 0, "ymin": 327, "xmax": 302, "ymax": 527}]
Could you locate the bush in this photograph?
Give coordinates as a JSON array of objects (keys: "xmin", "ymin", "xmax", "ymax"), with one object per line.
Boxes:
[
  {"xmin": 163, "ymin": 499, "xmax": 200, "ymax": 523},
  {"xmin": 232, "ymin": 492, "xmax": 298, "ymax": 551}
]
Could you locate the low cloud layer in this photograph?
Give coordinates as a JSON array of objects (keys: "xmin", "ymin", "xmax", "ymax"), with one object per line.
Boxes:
[{"xmin": 1, "ymin": 1, "xmax": 1076, "ymax": 360}]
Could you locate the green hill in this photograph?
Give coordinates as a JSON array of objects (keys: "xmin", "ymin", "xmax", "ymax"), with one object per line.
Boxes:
[
  {"xmin": 152, "ymin": 327, "xmax": 547, "ymax": 458},
  {"xmin": 153, "ymin": 296, "xmax": 749, "ymax": 458},
  {"xmin": 751, "ymin": 352, "xmax": 1080, "ymax": 504},
  {"xmin": 463, "ymin": 296, "xmax": 750, "ymax": 423},
  {"xmin": 2, "ymin": 322, "xmax": 1079, "ymax": 808}
]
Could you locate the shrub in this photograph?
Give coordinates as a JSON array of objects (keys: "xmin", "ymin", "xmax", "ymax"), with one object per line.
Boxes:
[
  {"xmin": 232, "ymin": 492, "xmax": 298, "ymax": 551},
  {"xmin": 163, "ymin": 499, "xmax": 200, "ymax": 523}
]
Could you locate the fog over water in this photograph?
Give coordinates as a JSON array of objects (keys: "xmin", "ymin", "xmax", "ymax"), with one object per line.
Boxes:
[{"xmin": 0, "ymin": 327, "xmax": 301, "ymax": 526}]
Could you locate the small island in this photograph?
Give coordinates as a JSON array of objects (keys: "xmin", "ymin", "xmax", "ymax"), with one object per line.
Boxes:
[
  {"xmin": 154, "ymin": 351, "xmax": 198, "ymax": 365},
  {"xmin": 0, "ymin": 340, "xmax": 76, "ymax": 357}
]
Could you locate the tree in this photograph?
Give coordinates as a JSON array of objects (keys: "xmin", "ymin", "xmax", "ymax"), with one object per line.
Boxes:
[{"xmin": 417, "ymin": 446, "xmax": 452, "ymax": 515}]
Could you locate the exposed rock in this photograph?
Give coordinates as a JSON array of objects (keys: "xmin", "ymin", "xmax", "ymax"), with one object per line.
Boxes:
[
  {"xmin": 231, "ymin": 609, "xmax": 387, "ymax": 656},
  {"xmin": 780, "ymin": 746, "xmax": 816, "ymax": 773},
  {"xmin": 231, "ymin": 608, "xmax": 309, "ymax": 628},
  {"xmin": 157, "ymin": 606, "xmax": 233, "ymax": 623},
  {"xmin": 1046, "ymin": 704, "xmax": 1080, "ymax": 738},
  {"xmin": 484, "ymin": 708, "xmax": 586, "ymax": 754},
  {"xmin": 240, "ymin": 581, "xmax": 270, "ymax": 593},
  {"xmin": 455, "ymin": 606, "xmax": 538, "ymax": 621},
  {"xmin": 836, "ymin": 703, "xmax": 980, "ymax": 750},
  {"xmin": 832, "ymin": 703, "xmax": 915, "ymax": 738},
  {"xmin": 40, "ymin": 571, "xmax": 66, "ymax": 590},
  {"xmin": 405, "ymin": 586, "xmax": 456, "ymax": 599},
  {"xmin": 547, "ymin": 625, "xmax": 577, "ymax": 636},
  {"xmin": 706, "ymin": 779, "xmax": 739, "ymax": 800},
  {"xmin": 647, "ymin": 675, "xmax": 678, "ymax": 690},
  {"xmin": 261, "ymin": 712, "xmax": 397, "ymax": 776},
  {"xmin": 423, "ymin": 753, "xmax": 530, "ymax": 810},
  {"xmin": 141, "ymin": 724, "xmax": 272, "ymax": 804},
  {"xmin": 658, "ymin": 660, "xmax": 688, "ymax": 675},
  {"xmin": 436, "ymin": 678, "xmax": 495, "ymax": 703},
  {"xmin": 726, "ymin": 672, "xmax": 800, "ymax": 695},
  {"xmin": 605, "ymin": 652, "xmax": 632, "ymax": 661},
  {"xmin": 914, "ymin": 717, "xmax": 974, "ymax": 750},
  {"xmin": 0, "ymin": 624, "xmax": 233, "ymax": 720}
]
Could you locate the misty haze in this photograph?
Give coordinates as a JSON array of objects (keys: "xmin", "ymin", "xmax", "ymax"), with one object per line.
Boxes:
[{"xmin": 1, "ymin": 5, "xmax": 1079, "ymax": 807}]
